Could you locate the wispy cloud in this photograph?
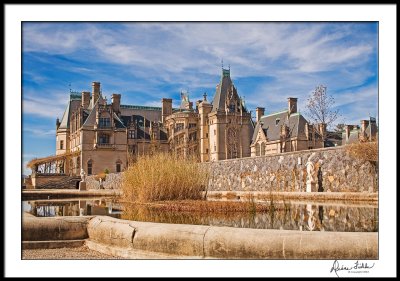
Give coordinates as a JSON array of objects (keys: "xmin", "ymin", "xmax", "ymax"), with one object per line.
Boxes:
[{"xmin": 22, "ymin": 22, "xmax": 378, "ymax": 160}]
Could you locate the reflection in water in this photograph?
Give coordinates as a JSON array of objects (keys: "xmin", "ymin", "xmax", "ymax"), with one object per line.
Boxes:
[
  {"xmin": 23, "ymin": 199, "xmax": 378, "ymax": 232},
  {"xmin": 23, "ymin": 198, "xmax": 121, "ymax": 218},
  {"xmin": 121, "ymin": 201, "xmax": 377, "ymax": 232}
]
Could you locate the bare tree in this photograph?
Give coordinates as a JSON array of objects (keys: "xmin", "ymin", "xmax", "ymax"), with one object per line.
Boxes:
[{"xmin": 306, "ymin": 85, "xmax": 339, "ymax": 128}]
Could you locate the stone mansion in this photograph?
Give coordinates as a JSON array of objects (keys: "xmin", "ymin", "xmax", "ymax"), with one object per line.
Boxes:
[{"xmin": 27, "ymin": 68, "xmax": 376, "ymax": 177}]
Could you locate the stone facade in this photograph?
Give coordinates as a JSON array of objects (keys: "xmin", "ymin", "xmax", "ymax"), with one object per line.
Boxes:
[
  {"xmin": 251, "ymin": 98, "xmax": 325, "ymax": 157},
  {"xmin": 205, "ymin": 146, "xmax": 378, "ymax": 193}
]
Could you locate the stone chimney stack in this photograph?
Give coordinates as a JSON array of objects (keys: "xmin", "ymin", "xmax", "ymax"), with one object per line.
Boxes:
[
  {"xmin": 112, "ymin": 94, "xmax": 121, "ymax": 113},
  {"xmin": 256, "ymin": 107, "xmax": 265, "ymax": 122},
  {"xmin": 81, "ymin": 91, "xmax": 90, "ymax": 109},
  {"xmin": 345, "ymin": 125, "xmax": 354, "ymax": 140},
  {"xmin": 288, "ymin": 97, "xmax": 298, "ymax": 115},
  {"xmin": 161, "ymin": 98, "xmax": 172, "ymax": 123},
  {"xmin": 361, "ymin": 120, "xmax": 369, "ymax": 134},
  {"xmin": 92, "ymin": 82, "xmax": 101, "ymax": 104}
]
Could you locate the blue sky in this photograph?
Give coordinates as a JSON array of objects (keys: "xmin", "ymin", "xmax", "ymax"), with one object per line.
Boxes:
[{"xmin": 22, "ymin": 22, "xmax": 378, "ymax": 175}]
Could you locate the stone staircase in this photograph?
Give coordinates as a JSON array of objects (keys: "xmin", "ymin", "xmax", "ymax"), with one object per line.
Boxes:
[{"xmin": 35, "ymin": 176, "xmax": 82, "ymax": 189}]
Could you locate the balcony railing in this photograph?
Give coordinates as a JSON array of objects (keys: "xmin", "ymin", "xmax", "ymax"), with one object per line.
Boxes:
[{"xmin": 94, "ymin": 143, "xmax": 115, "ymax": 149}]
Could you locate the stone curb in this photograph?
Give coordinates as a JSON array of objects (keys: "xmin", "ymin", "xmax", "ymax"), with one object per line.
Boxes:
[
  {"xmin": 87, "ymin": 216, "xmax": 378, "ymax": 259},
  {"xmin": 22, "ymin": 215, "xmax": 91, "ymax": 241},
  {"xmin": 22, "ymin": 215, "xmax": 378, "ymax": 259}
]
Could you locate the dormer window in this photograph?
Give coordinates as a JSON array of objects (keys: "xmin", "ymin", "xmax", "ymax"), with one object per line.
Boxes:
[
  {"xmin": 275, "ymin": 118, "xmax": 280, "ymax": 126},
  {"xmin": 99, "ymin": 117, "xmax": 111, "ymax": 128}
]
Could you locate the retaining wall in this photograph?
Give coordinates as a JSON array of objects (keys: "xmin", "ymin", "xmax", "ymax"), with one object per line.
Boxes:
[
  {"xmin": 205, "ymin": 146, "xmax": 378, "ymax": 193},
  {"xmin": 85, "ymin": 146, "xmax": 378, "ymax": 193}
]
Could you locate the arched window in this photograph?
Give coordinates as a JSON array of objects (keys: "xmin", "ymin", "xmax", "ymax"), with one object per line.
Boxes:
[
  {"xmin": 261, "ymin": 143, "xmax": 266, "ymax": 156},
  {"xmin": 256, "ymin": 143, "xmax": 261, "ymax": 156},
  {"xmin": 116, "ymin": 160, "xmax": 122, "ymax": 173},
  {"xmin": 87, "ymin": 160, "xmax": 93, "ymax": 175}
]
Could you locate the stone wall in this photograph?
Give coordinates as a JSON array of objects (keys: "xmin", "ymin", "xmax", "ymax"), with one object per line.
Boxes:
[
  {"xmin": 83, "ymin": 147, "xmax": 378, "ymax": 193},
  {"xmin": 86, "ymin": 172, "xmax": 123, "ymax": 190},
  {"xmin": 205, "ymin": 146, "xmax": 378, "ymax": 193}
]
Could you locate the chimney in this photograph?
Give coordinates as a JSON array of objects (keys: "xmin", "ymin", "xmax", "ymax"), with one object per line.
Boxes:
[
  {"xmin": 81, "ymin": 91, "xmax": 90, "ymax": 109},
  {"xmin": 92, "ymin": 82, "xmax": 101, "ymax": 104},
  {"xmin": 361, "ymin": 120, "xmax": 369, "ymax": 134},
  {"xmin": 318, "ymin": 123, "xmax": 327, "ymax": 140},
  {"xmin": 369, "ymin": 118, "xmax": 377, "ymax": 140},
  {"xmin": 196, "ymin": 100, "xmax": 202, "ymax": 112},
  {"xmin": 256, "ymin": 107, "xmax": 265, "ymax": 122},
  {"xmin": 288, "ymin": 97, "xmax": 298, "ymax": 115},
  {"xmin": 345, "ymin": 125, "xmax": 354, "ymax": 140},
  {"xmin": 112, "ymin": 94, "xmax": 121, "ymax": 113},
  {"xmin": 161, "ymin": 98, "xmax": 172, "ymax": 123}
]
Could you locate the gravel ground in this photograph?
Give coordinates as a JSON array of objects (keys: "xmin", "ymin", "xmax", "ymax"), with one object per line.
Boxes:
[{"xmin": 22, "ymin": 246, "xmax": 122, "ymax": 260}]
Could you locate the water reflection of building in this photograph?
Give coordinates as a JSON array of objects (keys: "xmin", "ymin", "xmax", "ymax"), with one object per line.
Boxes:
[{"xmin": 26, "ymin": 198, "xmax": 121, "ymax": 218}]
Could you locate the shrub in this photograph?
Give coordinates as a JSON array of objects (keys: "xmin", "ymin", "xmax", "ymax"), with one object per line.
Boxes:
[
  {"xmin": 346, "ymin": 141, "xmax": 378, "ymax": 163},
  {"xmin": 122, "ymin": 153, "xmax": 209, "ymax": 202}
]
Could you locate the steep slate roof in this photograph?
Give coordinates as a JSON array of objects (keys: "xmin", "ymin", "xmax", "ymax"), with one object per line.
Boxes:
[
  {"xmin": 211, "ymin": 68, "xmax": 247, "ymax": 113},
  {"xmin": 58, "ymin": 94, "xmax": 82, "ymax": 129},
  {"xmin": 251, "ymin": 110, "xmax": 308, "ymax": 143},
  {"xmin": 58, "ymin": 101, "xmax": 71, "ymax": 129}
]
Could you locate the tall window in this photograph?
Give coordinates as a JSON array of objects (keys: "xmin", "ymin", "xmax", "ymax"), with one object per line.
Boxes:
[
  {"xmin": 116, "ymin": 161, "xmax": 122, "ymax": 173},
  {"xmin": 261, "ymin": 143, "xmax": 266, "ymax": 156},
  {"xmin": 99, "ymin": 134, "xmax": 109, "ymax": 144},
  {"xmin": 214, "ymin": 130, "xmax": 216, "ymax": 136},
  {"xmin": 87, "ymin": 160, "xmax": 92, "ymax": 175},
  {"xmin": 99, "ymin": 117, "xmax": 111, "ymax": 128},
  {"xmin": 256, "ymin": 143, "xmax": 261, "ymax": 156},
  {"xmin": 128, "ymin": 130, "xmax": 136, "ymax": 139},
  {"xmin": 60, "ymin": 140, "xmax": 64, "ymax": 150}
]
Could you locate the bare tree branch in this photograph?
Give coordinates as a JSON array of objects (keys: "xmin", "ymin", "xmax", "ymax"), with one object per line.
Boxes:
[{"xmin": 306, "ymin": 85, "xmax": 339, "ymax": 129}]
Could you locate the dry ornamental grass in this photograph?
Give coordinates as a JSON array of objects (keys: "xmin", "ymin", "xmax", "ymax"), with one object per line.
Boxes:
[{"xmin": 122, "ymin": 153, "xmax": 209, "ymax": 202}]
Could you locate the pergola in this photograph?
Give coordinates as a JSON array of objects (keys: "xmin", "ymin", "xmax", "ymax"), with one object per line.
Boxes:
[{"xmin": 26, "ymin": 150, "xmax": 80, "ymax": 174}]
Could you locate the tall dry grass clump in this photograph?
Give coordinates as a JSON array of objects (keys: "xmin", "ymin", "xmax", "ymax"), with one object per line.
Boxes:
[
  {"xmin": 346, "ymin": 141, "xmax": 378, "ymax": 163},
  {"xmin": 122, "ymin": 153, "xmax": 209, "ymax": 202}
]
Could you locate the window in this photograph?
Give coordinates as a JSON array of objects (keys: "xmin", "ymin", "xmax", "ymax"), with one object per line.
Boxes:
[
  {"xmin": 229, "ymin": 104, "xmax": 235, "ymax": 113},
  {"xmin": 206, "ymin": 149, "xmax": 209, "ymax": 154},
  {"xmin": 128, "ymin": 145, "xmax": 136, "ymax": 154},
  {"xmin": 60, "ymin": 140, "xmax": 64, "ymax": 150},
  {"xmin": 76, "ymin": 156, "xmax": 80, "ymax": 169},
  {"xmin": 99, "ymin": 134, "xmax": 109, "ymax": 144},
  {"xmin": 256, "ymin": 143, "xmax": 261, "ymax": 156},
  {"xmin": 99, "ymin": 117, "xmax": 111, "ymax": 128},
  {"xmin": 116, "ymin": 162, "xmax": 122, "ymax": 173},
  {"xmin": 175, "ymin": 123, "xmax": 184, "ymax": 132},
  {"xmin": 214, "ymin": 130, "xmax": 216, "ymax": 136},
  {"xmin": 206, "ymin": 133, "xmax": 208, "ymax": 138},
  {"xmin": 189, "ymin": 132, "xmax": 196, "ymax": 141},
  {"xmin": 189, "ymin": 123, "xmax": 196, "ymax": 129},
  {"xmin": 275, "ymin": 118, "xmax": 280, "ymax": 126},
  {"xmin": 87, "ymin": 160, "xmax": 93, "ymax": 175},
  {"xmin": 261, "ymin": 143, "xmax": 266, "ymax": 155},
  {"xmin": 128, "ymin": 130, "xmax": 136, "ymax": 139},
  {"xmin": 214, "ymin": 145, "xmax": 216, "ymax": 152}
]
